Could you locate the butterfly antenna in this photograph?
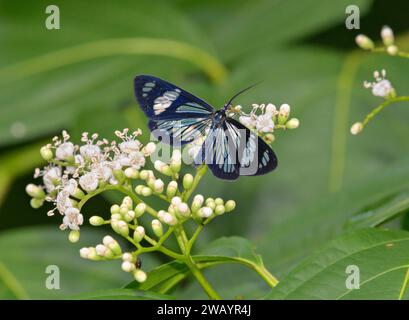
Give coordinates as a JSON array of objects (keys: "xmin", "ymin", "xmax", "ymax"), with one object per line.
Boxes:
[{"xmin": 223, "ymin": 81, "xmax": 262, "ymax": 110}]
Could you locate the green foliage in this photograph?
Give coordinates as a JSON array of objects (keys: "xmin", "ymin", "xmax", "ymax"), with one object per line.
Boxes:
[
  {"xmin": 125, "ymin": 237, "xmax": 274, "ymax": 295},
  {"xmin": 267, "ymin": 229, "xmax": 409, "ymax": 300}
]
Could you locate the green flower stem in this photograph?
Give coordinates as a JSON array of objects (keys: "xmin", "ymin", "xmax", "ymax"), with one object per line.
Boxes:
[
  {"xmin": 187, "ymin": 216, "xmax": 215, "ymax": 255},
  {"xmin": 360, "ymin": 96, "xmax": 409, "ymax": 130},
  {"xmin": 182, "ymin": 165, "xmax": 208, "ymax": 202},
  {"xmin": 372, "ymin": 47, "xmax": 409, "ymax": 59},
  {"xmin": 185, "ymin": 257, "xmax": 221, "ymax": 300}
]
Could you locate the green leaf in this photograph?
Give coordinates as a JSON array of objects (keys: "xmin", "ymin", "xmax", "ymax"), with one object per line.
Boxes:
[
  {"xmin": 345, "ymin": 190, "xmax": 409, "ymax": 230},
  {"xmin": 69, "ymin": 288, "xmax": 174, "ymax": 300},
  {"xmin": 175, "ymin": 0, "xmax": 372, "ymax": 61},
  {"xmin": 126, "ymin": 237, "xmax": 276, "ymax": 295},
  {"xmin": 267, "ymin": 228, "xmax": 409, "ymax": 300},
  {"xmin": 0, "ymin": 0, "xmax": 224, "ymax": 147},
  {"xmin": 0, "ymin": 226, "xmax": 133, "ymax": 299}
]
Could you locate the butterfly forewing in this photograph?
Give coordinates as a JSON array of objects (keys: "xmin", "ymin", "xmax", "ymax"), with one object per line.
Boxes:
[{"xmin": 134, "ymin": 75, "xmax": 214, "ymax": 119}]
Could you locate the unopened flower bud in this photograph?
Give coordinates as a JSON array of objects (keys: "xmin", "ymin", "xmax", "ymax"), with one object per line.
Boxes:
[
  {"xmin": 133, "ymin": 269, "xmax": 147, "ymax": 283},
  {"xmin": 122, "ymin": 196, "xmax": 133, "ymax": 209},
  {"xmin": 154, "ymin": 160, "xmax": 173, "ymax": 176},
  {"xmin": 26, "ymin": 184, "xmax": 45, "ymax": 199},
  {"xmin": 355, "ymin": 34, "xmax": 374, "ymax": 50},
  {"xmin": 113, "ymin": 169, "xmax": 125, "ymax": 183},
  {"xmin": 85, "ymin": 247, "xmax": 100, "ymax": 261},
  {"xmin": 141, "ymin": 187, "xmax": 152, "ymax": 197},
  {"xmin": 214, "ymin": 198, "xmax": 224, "ymax": 206},
  {"xmin": 350, "ymin": 122, "xmax": 363, "ymax": 135},
  {"xmin": 111, "ymin": 213, "xmax": 122, "ymax": 221},
  {"xmin": 103, "ymin": 235, "xmax": 122, "ymax": 255},
  {"xmin": 72, "ymin": 187, "xmax": 85, "ymax": 199},
  {"xmin": 278, "ymin": 104, "xmax": 290, "ymax": 124},
  {"xmin": 153, "ymin": 179, "xmax": 164, "ymax": 193},
  {"xmin": 171, "ymin": 196, "xmax": 182, "ymax": 206},
  {"xmin": 381, "ymin": 25, "xmax": 394, "ymax": 47},
  {"xmin": 134, "ymin": 203, "xmax": 146, "ymax": 217},
  {"xmin": 133, "ymin": 226, "xmax": 145, "ymax": 243},
  {"xmin": 158, "ymin": 210, "xmax": 177, "ymax": 226},
  {"xmin": 111, "ymin": 220, "xmax": 129, "ymax": 237},
  {"xmin": 215, "ymin": 205, "xmax": 225, "ymax": 215},
  {"xmin": 68, "ymin": 230, "xmax": 80, "ymax": 243},
  {"xmin": 166, "ymin": 181, "xmax": 178, "ymax": 198},
  {"xmin": 135, "ymin": 185, "xmax": 144, "ymax": 195},
  {"xmin": 151, "ymin": 219, "xmax": 163, "ymax": 237},
  {"xmin": 192, "ymin": 194, "xmax": 204, "ymax": 212},
  {"xmin": 89, "ymin": 216, "xmax": 105, "ymax": 226},
  {"xmin": 110, "ymin": 204, "xmax": 120, "ymax": 215},
  {"xmin": 120, "ymin": 205, "xmax": 129, "ymax": 216},
  {"xmin": 123, "ymin": 210, "xmax": 136, "ymax": 222},
  {"xmin": 79, "ymin": 247, "xmax": 90, "ymax": 259},
  {"xmin": 183, "ymin": 174, "xmax": 194, "ymax": 190},
  {"xmin": 178, "ymin": 203, "xmax": 191, "ymax": 217},
  {"xmin": 286, "ymin": 118, "xmax": 300, "ymax": 129},
  {"xmin": 225, "ymin": 200, "xmax": 236, "ymax": 212},
  {"xmin": 144, "ymin": 142, "xmax": 156, "ymax": 155},
  {"xmin": 264, "ymin": 133, "xmax": 275, "ymax": 144},
  {"xmin": 139, "ymin": 170, "xmax": 151, "ymax": 180},
  {"xmin": 205, "ymin": 199, "xmax": 216, "ymax": 210},
  {"xmin": 122, "ymin": 252, "xmax": 134, "ymax": 262},
  {"xmin": 124, "ymin": 167, "xmax": 139, "ymax": 179},
  {"xmin": 40, "ymin": 146, "xmax": 53, "ymax": 161},
  {"xmin": 387, "ymin": 45, "xmax": 398, "ymax": 56},
  {"xmin": 198, "ymin": 206, "xmax": 213, "ymax": 218},
  {"xmin": 30, "ymin": 198, "xmax": 44, "ymax": 209},
  {"xmin": 170, "ymin": 149, "xmax": 182, "ymax": 173},
  {"xmin": 122, "ymin": 261, "xmax": 135, "ymax": 273}
]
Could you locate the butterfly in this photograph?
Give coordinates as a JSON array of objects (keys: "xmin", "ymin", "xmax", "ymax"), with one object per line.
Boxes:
[{"xmin": 134, "ymin": 75, "xmax": 277, "ymax": 180}]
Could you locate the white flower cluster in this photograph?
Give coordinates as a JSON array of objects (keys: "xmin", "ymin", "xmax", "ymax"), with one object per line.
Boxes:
[
  {"xmin": 233, "ymin": 103, "xmax": 299, "ymax": 143},
  {"xmin": 26, "ymin": 129, "xmax": 157, "ymax": 231},
  {"xmin": 80, "ymin": 185, "xmax": 235, "ymax": 282},
  {"xmin": 363, "ymin": 69, "xmax": 396, "ymax": 99}
]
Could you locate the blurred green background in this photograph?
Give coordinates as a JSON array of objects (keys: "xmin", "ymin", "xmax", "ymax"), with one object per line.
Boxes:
[{"xmin": 1, "ymin": 0, "xmax": 409, "ymax": 299}]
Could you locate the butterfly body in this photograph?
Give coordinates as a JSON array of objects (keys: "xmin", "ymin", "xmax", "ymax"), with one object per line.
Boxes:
[{"xmin": 134, "ymin": 75, "xmax": 277, "ymax": 180}]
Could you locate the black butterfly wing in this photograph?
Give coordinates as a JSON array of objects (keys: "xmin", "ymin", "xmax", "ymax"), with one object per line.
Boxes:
[
  {"xmin": 134, "ymin": 75, "xmax": 214, "ymax": 119},
  {"xmin": 195, "ymin": 116, "xmax": 277, "ymax": 180},
  {"xmin": 134, "ymin": 75, "xmax": 214, "ymax": 145}
]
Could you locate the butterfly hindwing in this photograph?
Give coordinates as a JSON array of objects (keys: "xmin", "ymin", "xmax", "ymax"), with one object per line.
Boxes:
[{"xmin": 195, "ymin": 116, "xmax": 277, "ymax": 180}]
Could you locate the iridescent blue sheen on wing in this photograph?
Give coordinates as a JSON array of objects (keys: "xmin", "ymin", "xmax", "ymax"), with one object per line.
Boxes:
[{"xmin": 134, "ymin": 75, "xmax": 214, "ymax": 119}]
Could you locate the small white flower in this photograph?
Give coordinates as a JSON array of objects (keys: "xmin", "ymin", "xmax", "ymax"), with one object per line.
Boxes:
[
  {"xmin": 256, "ymin": 113, "xmax": 275, "ymax": 133},
  {"xmin": 239, "ymin": 115, "xmax": 256, "ymax": 128},
  {"xmin": 80, "ymin": 144, "xmax": 101, "ymax": 159},
  {"xmin": 43, "ymin": 166, "xmax": 61, "ymax": 193},
  {"xmin": 91, "ymin": 162, "xmax": 113, "ymax": 182},
  {"xmin": 62, "ymin": 207, "xmax": 84, "ymax": 230},
  {"xmin": 79, "ymin": 171, "xmax": 99, "ymax": 192},
  {"xmin": 372, "ymin": 79, "xmax": 393, "ymax": 97},
  {"xmin": 56, "ymin": 142, "xmax": 75, "ymax": 160},
  {"xmin": 56, "ymin": 190, "xmax": 73, "ymax": 214},
  {"xmin": 119, "ymin": 140, "xmax": 141, "ymax": 154},
  {"xmin": 60, "ymin": 179, "xmax": 78, "ymax": 197},
  {"xmin": 265, "ymin": 103, "xmax": 277, "ymax": 115},
  {"xmin": 364, "ymin": 70, "xmax": 395, "ymax": 98}
]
